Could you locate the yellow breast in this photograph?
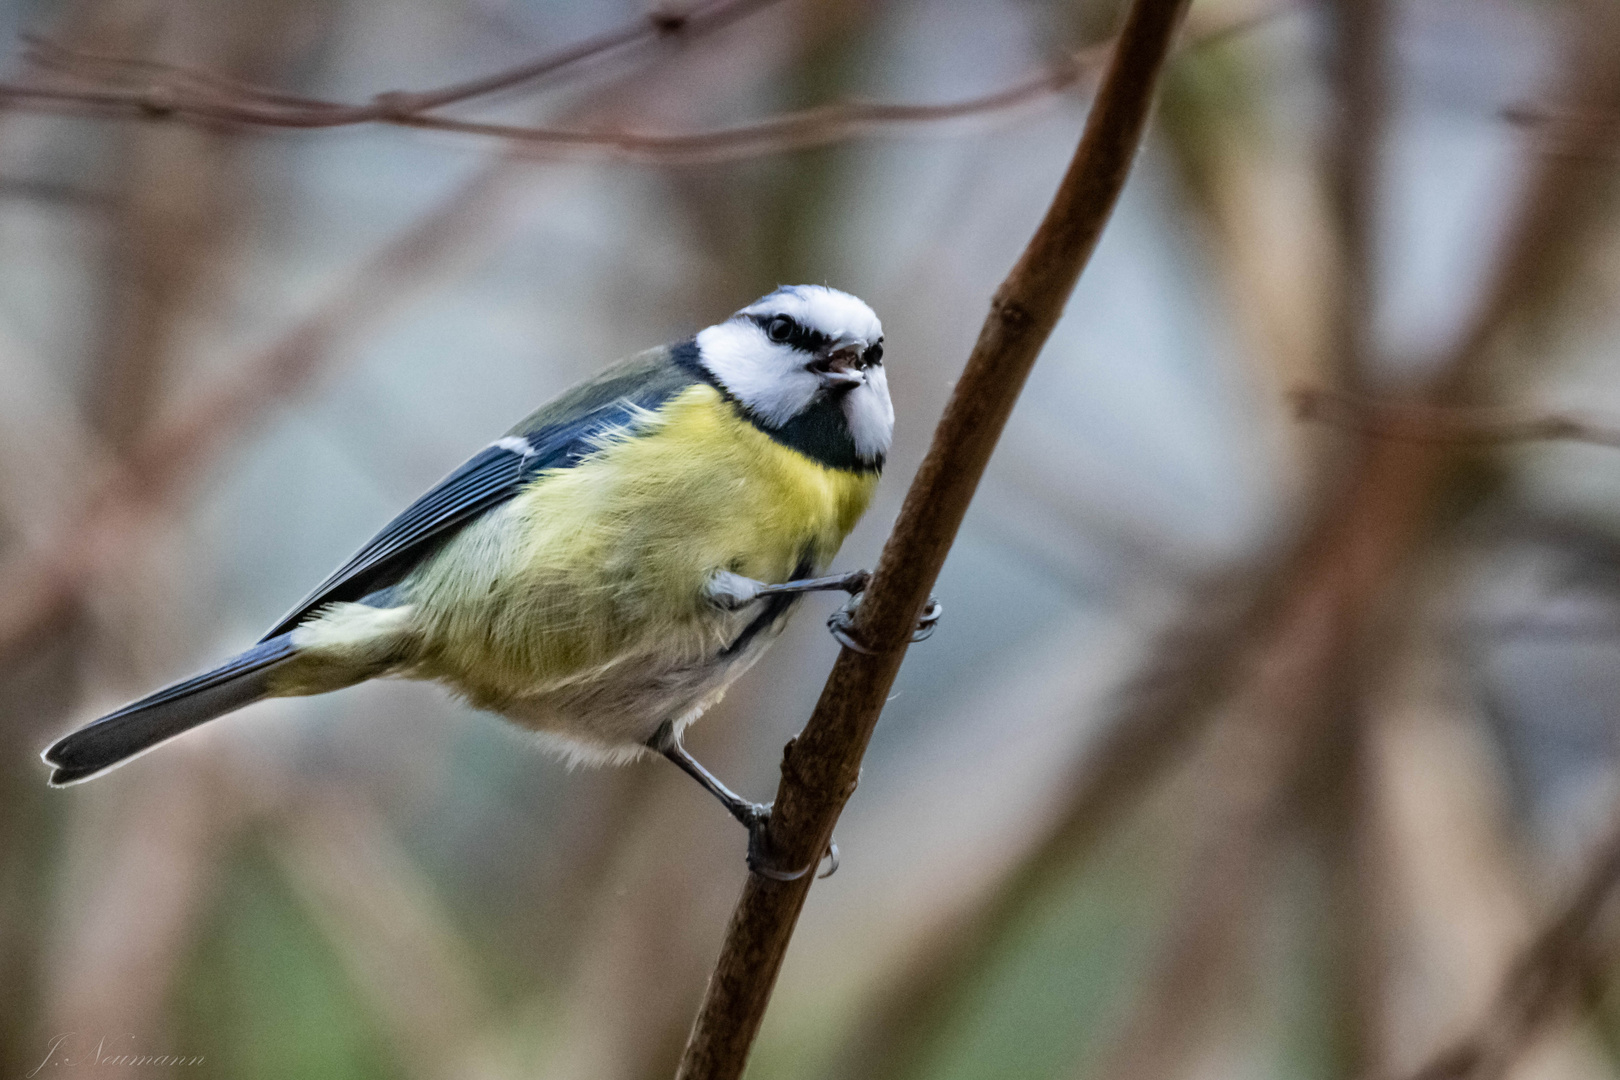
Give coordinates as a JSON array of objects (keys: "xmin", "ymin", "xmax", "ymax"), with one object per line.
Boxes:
[{"xmin": 408, "ymin": 384, "xmax": 878, "ymax": 694}]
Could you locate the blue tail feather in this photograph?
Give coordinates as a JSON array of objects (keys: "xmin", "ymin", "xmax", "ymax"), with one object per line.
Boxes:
[{"xmin": 42, "ymin": 634, "xmax": 298, "ymax": 786}]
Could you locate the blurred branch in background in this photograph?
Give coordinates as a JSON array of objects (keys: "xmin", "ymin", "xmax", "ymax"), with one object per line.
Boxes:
[
  {"xmin": 1312, "ymin": 3, "xmax": 1392, "ymax": 1076},
  {"xmin": 5, "ymin": 0, "xmax": 781, "ymax": 128},
  {"xmin": 0, "ymin": 7, "xmax": 1282, "ymax": 164},
  {"xmin": 273, "ymin": 789, "xmax": 499, "ymax": 1080},
  {"xmin": 1322, "ymin": 0, "xmax": 1386, "ymax": 394},
  {"xmin": 1294, "ymin": 388, "xmax": 1620, "ymax": 450},
  {"xmin": 675, "ymin": 1, "xmax": 1194, "ymax": 1077},
  {"xmin": 1083, "ymin": 611, "xmax": 1347, "ymax": 1080}
]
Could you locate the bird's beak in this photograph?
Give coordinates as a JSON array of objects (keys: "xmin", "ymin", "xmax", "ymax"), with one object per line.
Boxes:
[{"xmin": 810, "ymin": 345, "xmax": 867, "ymax": 389}]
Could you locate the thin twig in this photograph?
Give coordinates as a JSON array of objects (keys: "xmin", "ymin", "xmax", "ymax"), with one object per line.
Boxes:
[
  {"xmin": 379, "ymin": 64, "xmax": 1104, "ymax": 163},
  {"xmin": 1293, "ymin": 387, "xmax": 1620, "ymax": 449},
  {"xmin": 5, "ymin": 0, "xmax": 775, "ymax": 128},
  {"xmin": 0, "ymin": 11, "xmax": 1280, "ymax": 165},
  {"xmin": 1390, "ymin": 814, "xmax": 1620, "ymax": 1080},
  {"xmin": 672, "ymin": 2, "xmax": 1193, "ymax": 1077}
]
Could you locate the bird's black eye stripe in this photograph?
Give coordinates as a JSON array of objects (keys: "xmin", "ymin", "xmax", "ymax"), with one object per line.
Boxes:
[
  {"xmin": 864, "ymin": 341, "xmax": 884, "ymax": 366},
  {"xmin": 750, "ymin": 313, "xmax": 830, "ymax": 354}
]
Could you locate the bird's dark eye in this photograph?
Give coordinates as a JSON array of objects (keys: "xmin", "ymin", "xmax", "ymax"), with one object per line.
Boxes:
[
  {"xmin": 864, "ymin": 341, "xmax": 884, "ymax": 366},
  {"xmin": 766, "ymin": 315, "xmax": 795, "ymax": 343}
]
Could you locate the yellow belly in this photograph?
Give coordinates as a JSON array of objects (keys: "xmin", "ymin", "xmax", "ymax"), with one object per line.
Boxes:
[{"xmin": 403, "ymin": 383, "xmax": 878, "ymax": 704}]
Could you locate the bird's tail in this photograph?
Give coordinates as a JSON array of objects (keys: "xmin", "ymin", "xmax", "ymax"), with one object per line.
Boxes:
[{"xmin": 42, "ymin": 633, "xmax": 298, "ymax": 786}]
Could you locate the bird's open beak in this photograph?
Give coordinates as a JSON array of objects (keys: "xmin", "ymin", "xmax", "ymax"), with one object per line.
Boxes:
[{"xmin": 810, "ymin": 345, "xmax": 867, "ymax": 389}]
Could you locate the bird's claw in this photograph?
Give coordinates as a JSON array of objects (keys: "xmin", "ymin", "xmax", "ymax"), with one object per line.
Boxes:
[
  {"xmin": 826, "ymin": 592, "xmax": 943, "ymax": 653},
  {"xmin": 912, "ymin": 597, "xmax": 942, "ymax": 642},
  {"xmin": 743, "ymin": 803, "xmax": 839, "ymax": 881},
  {"xmin": 819, "ymin": 840, "xmax": 840, "ymax": 879}
]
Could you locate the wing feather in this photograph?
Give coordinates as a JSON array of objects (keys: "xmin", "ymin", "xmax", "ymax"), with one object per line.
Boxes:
[{"xmin": 259, "ymin": 344, "xmax": 703, "ymax": 640}]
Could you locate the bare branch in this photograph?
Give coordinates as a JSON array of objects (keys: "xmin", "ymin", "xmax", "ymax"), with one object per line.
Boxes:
[
  {"xmin": 7, "ymin": 0, "xmax": 779, "ymax": 128},
  {"xmin": 0, "ymin": 9, "xmax": 1278, "ymax": 165},
  {"xmin": 672, "ymin": 2, "xmax": 1194, "ymax": 1077},
  {"xmin": 1293, "ymin": 387, "xmax": 1620, "ymax": 449}
]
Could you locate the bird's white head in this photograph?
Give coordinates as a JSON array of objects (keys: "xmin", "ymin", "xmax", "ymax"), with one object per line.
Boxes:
[{"xmin": 694, "ymin": 285, "xmax": 891, "ymax": 471}]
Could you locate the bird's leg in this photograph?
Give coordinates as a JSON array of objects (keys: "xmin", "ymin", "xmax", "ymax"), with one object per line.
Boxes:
[
  {"xmin": 705, "ymin": 568, "xmax": 870, "ymax": 611},
  {"xmin": 704, "ymin": 568, "xmax": 942, "ymax": 650},
  {"xmin": 646, "ymin": 721, "xmax": 833, "ymax": 881},
  {"xmin": 753, "ymin": 569, "xmax": 871, "ymax": 599}
]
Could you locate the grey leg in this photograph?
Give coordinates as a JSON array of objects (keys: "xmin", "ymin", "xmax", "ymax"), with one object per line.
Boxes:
[
  {"xmin": 753, "ymin": 569, "xmax": 871, "ymax": 599},
  {"xmin": 706, "ymin": 568, "xmax": 870, "ymax": 611},
  {"xmin": 647, "ymin": 721, "xmax": 826, "ymax": 881}
]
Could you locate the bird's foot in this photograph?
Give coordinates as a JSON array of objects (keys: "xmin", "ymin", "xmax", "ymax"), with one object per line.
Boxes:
[
  {"xmin": 827, "ymin": 592, "xmax": 943, "ymax": 654},
  {"xmin": 742, "ymin": 802, "xmax": 839, "ymax": 881}
]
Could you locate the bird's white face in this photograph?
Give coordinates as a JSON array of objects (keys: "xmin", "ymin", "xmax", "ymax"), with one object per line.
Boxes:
[{"xmin": 694, "ymin": 286, "xmax": 892, "ymax": 467}]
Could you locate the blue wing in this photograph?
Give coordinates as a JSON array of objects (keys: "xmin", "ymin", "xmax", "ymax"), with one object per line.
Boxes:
[{"xmin": 259, "ymin": 344, "xmax": 703, "ymax": 640}]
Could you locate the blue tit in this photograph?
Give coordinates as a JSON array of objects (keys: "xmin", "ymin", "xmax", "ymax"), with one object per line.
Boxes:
[{"xmin": 43, "ymin": 285, "xmax": 912, "ymax": 877}]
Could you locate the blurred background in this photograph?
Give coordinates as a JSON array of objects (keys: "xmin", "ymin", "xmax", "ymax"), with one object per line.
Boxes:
[{"xmin": 5, "ymin": 0, "xmax": 1620, "ymax": 1077}]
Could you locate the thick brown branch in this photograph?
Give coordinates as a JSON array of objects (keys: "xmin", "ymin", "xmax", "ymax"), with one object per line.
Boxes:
[
  {"xmin": 671, "ymin": 2, "xmax": 1193, "ymax": 1078},
  {"xmin": 1293, "ymin": 387, "xmax": 1620, "ymax": 449},
  {"xmin": 1391, "ymin": 814, "xmax": 1620, "ymax": 1080}
]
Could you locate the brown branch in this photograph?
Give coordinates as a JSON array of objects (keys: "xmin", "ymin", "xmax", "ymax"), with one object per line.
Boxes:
[
  {"xmin": 5, "ymin": 37, "xmax": 1096, "ymax": 138},
  {"xmin": 0, "ymin": 10, "xmax": 1279, "ymax": 165},
  {"xmin": 1293, "ymin": 387, "xmax": 1620, "ymax": 449},
  {"xmin": 671, "ymin": 2, "xmax": 1193, "ymax": 1078},
  {"xmin": 7, "ymin": 0, "xmax": 776, "ymax": 128},
  {"xmin": 1318, "ymin": 1, "xmax": 1391, "ymax": 1067},
  {"xmin": 378, "ymin": 64, "xmax": 1102, "ymax": 163},
  {"xmin": 1391, "ymin": 813, "xmax": 1620, "ymax": 1080}
]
